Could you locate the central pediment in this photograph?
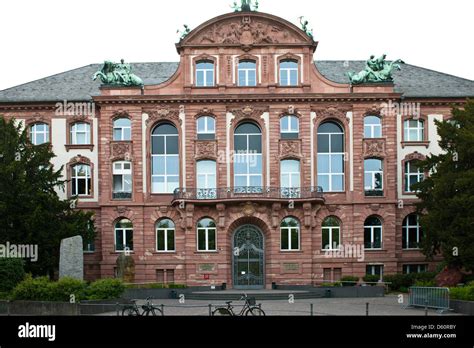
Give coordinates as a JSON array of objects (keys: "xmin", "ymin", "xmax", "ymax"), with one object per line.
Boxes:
[{"xmin": 177, "ymin": 12, "xmax": 316, "ymax": 51}]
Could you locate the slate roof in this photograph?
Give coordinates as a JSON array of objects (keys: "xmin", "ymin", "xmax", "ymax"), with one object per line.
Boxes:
[{"xmin": 0, "ymin": 61, "xmax": 473, "ymax": 103}]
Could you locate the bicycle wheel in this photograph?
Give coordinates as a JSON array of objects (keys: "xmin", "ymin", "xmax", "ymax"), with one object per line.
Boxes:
[
  {"xmin": 212, "ymin": 307, "xmax": 232, "ymax": 316},
  {"xmin": 245, "ymin": 307, "xmax": 265, "ymax": 316},
  {"xmin": 122, "ymin": 306, "xmax": 140, "ymax": 316},
  {"xmin": 146, "ymin": 307, "xmax": 163, "ymax": 316}
]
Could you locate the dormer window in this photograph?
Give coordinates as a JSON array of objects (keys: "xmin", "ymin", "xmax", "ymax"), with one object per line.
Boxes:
[
  {"xmin": 196, "ymin": 60, "xmax": 215, "ymax": 87},
  {"xmin": 238, "ymin": 60, "xmax": 257, "ymax": 87},
  {"xmin": 280, "ymin": 59, "xmax": 298, "ymax": 86}
]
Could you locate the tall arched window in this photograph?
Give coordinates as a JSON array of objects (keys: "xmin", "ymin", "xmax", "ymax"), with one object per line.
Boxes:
[
  {"xmin": 317, "ymin": 122, "xmax": 344, "ymax": 192},
  {"xmin": 30, "ymin": 123, "xmax": 49, "ymax": 145},
  {"xmin": 151, "ymin": 123, "xmax": 179, "ymax": 194},
  {"xmin": 364, "ymin": 116, "xmax": 382, "ymax": 138},
  {"xmin": 280, "ymin": 115, "xmax": 299, "ymax": 139},
  {"xmin": 71, "ymin": 164, "xmax": 91, "ymax": 197},
  {"xmin": 197, "ymin": 160, "xmax": 217, "ymax": 199},
  {"xmin": 364, "ymin": 216, "xmax": 383, "ymax": 249},
  {"xmin": 197, "ymin": 218, "xmax": 217, "ymax": 252},
  {"xmin": 238, "ymin": 60, "xmax": 257, "ymax": 87},
  {"xmin": 405, "ymin": 161, "xmax": 424, "ymax": 192},
  {"xmin": 402, "ymin": 214, "xmax": 423, "ymax": 249},
  {"xmin": 196, "ymin": 60, "xmax": 215, "ymax": 87},
  {"xmin": 115, "ymin": 219, "xmax": 133, "ymax": 252},
  {"xmin": 280, "ymin": 217, "xmax": 300, "ymax": 251},
  {"xmin": 234, "ymin": 123, "xmax": 262, "ymax": 191},
  {"xmin": 113, "ymin": 118, "xmax": 131, "ymax": 141},
  {"xmin": 196, "ymin": 116, "xmax": 215, "ymax": 140},
  {"xmin": 364, "ymin": 158, "xmax": 384, "ymax": 196},
  {"xmin": 156, "ymin": 219, "xmax": 176, "ymax": 252},
  {"xmin": 280, "ymin": 60, "xmax": 298, "ymax": 86}
]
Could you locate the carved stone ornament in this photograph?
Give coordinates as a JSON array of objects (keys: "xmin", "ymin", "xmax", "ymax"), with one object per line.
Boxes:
[
  {"xmin": 116, "ymin": 206, "xmax": 130, "ymax": 215},
  {"xmin": 230, "ymin": 105, "xmax": 267, "ymax": 125},
  {"xmin": 194, "ymin": 16, "xmax": 300, "ymax": 46},
  {"xmin": 405, "ymin": 152, "xmax": 426, "ymax": 162},
  {"xmin": 111, "ymin": 142, "xmax": 132, "ymax": 160},
  {"xmin": 195, "ymin": 140, "xmax": 217, "ymax": 159},
  {"xmin": 145, "ymin": 107, "xmax": 181, "ymax": 126},
  {"xmin": 313, "ymin": 105, "xmax": 350, "ymax": 124},
  {"xmin": 241, "ymin": 202, "xmax": 256, "ymax": 216},
  {"xmin": 279, "ymin": 140, "xmax": 302, "ymax": 159},
  {"xmin": 69, "ymin": 155, "xmax": 91, "ymax": 166},
  {"xmin": 364, "ymin": 139, "xmax": 386, "ymax": 158}
]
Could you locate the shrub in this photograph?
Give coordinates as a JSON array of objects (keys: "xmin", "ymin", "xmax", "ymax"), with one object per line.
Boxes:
[
  {"xmin": 449, "ymin": 286, "xmax": 474, "ymax": 302},
  {"xmin": 414, "ymin": 280, "xmax": 436, "ymax": 287},
  {"xmin": 319, "ymin": 282, "xmax": 342, "ymax": 287},
  {"xmin": 50, "ymin": 277, "xmax": 87, "ymax": 302},
  {"xmin": 340, "ymin": 276, "xmax": 359, "ymax": 287},
  {"xmin": 0, "ymin": 258, "xmax": 26, "ymax": 292},
  {"xmin": 384, "ymin": 274, "xmax": 412, "ymax": 292},
  {"xmin": 363, "ymin": 275, "xmax": 380, "ymax": 284},
  {"xmin": 86, "ymin": 279, "xmax": 125, "ymax": 300},
  {"xmin": 168, "ymin": 284, "xmax": 187, "ymax": 289},
  {"xmin": 11, "ymin": 276, "xmax": 53, "ymax": 301}
]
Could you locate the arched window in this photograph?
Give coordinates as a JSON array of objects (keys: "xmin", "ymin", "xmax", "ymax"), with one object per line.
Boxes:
[
  {"xmin": 71, "ymin": 164, "xmax": 91, "ymax": 196},
  {"xmin": 280, "ymin": 217, "xmax": 300, "ymax": 251},
  {"xmin": 364, "ymin": 216, "xmax": 382, "ymax": 249},
  {"xmin": 234, "ymin": 123, "xmax": 262, "ymax": 190},
  {"xmin": 196, "ymin": 116, "xmax": 215, "ymax": 140},
  {"xmin": 322, "ymin": 217, "xmax": 340, "ymax": 250},
  {"xmin": 238, "ymin": 60, "xmax": 257, "ymax": 87},
  {"xmin": 317, "ymin": 122, "xmax": 344, "ymax": 192},
  {"xmin": 403, "ymin": 214, "xmax": 423, "ymax": 249},
  {"xmin": 151, "ymin": 123, "xmax": 179, "ymax": 194},
  {"xmin": 115, "ymin": 219, "xmax": 133, "ymax": 252},
  {"xmin": 404, "ymin": 119, "xmax": 424, "ymax": 142},
  {"xmin": 197, "ymin": 160, "xmax": 217, "ymax": 199},
  {"xmin": 196, "ymin": 60, "xmax": 214, "ymax": 87},
  {"xmin": 364, "ymin": 159, "xmax": 384, "ymax": 196},
  {"xmin": 156, "ymin": 219, "xmax": 176, "ymax": 252},
  {"xmin": 280, "ymin": 59, "xmax": 298, "ymax": 86},
  {"xmin": 113, "ymin": 161, "xmax": 132, "ymax": 200},
  {"xmin": 280, "ymin": 160, "xmax": 300, "ymax": 198},
  {"xmin": 70, "ymin": 122, "xmax": 91, "ymax": 145},
  {"xmin": 113, "ymin": 118, "xmax": 131, "ymax": 141},
  {"xmin": 280, "ymin": 115, "xmax": 299, "ymax": 139},
  {"xmin": 197, "ymin": 218, "xmax": 217, "ymax": 252},
  {"xmin": 364, "ymin": 116, "xmax": 382, "ymax": 138},
  {"xmin": 405, "ymin": 161, "xmax": 424, "ymax": 192},
  {"xmin": 30, "ymin": 123, "xmax": 49, "ymax": 145}
]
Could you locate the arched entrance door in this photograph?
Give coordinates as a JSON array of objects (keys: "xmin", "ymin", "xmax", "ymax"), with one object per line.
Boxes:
[{"xmin": 232, "ymin": 225, "xmax": 265, "ymax": 289}]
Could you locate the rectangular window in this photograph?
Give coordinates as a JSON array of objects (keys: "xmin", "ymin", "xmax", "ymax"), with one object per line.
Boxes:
[
  {"xmin": 71, "ymin": 123, "xmax": 91, "ymax": 145},
  {"xmin": 322, "ymin": 227, "xmax": 340, "ymax": 250},
  {"xmin": 366, "ymin": 265, "xmax": 384, "ymax": 281},
  {"xmin": 197, "ymin": 228, "xmax": 216, "ymax": 252},
  {"xmin": 403, "ymin": 264, "xmax": 428, "ymax": 274},
  {"xmin": 157, "ymin": 228, "xmax": 175, "ymax": 252},
  {"xmin": 115, "ymin": 229, "xmax": 133, "ymax": 252},
  {"xmin": 113, "ymin": 162, "xmax": 132, "ymax": 199}
]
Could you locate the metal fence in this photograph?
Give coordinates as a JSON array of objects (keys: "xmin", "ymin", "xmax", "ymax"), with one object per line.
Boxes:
[{"xmin": 407, "ymin": 287, "xmax": 450, "ymax": 313}]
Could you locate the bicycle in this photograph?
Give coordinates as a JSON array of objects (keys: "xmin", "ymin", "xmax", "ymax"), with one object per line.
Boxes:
[
  {"xmin": 212, "ymin": 294, "xmax": 265, "ymax": 316},
  {"xmin": 121, "ymin": 297, "xmax": 163, "ymax": 316}
]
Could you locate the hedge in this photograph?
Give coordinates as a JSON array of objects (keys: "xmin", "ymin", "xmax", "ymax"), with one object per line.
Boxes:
[
  {"xmin": 0, "ymin": 258, "xmax": 26, "ymax": 292},
  {"xmin": 449, "ymin": 286, "xmax": 474, "ymax": 302},
  {"xmin": 340, "ymin": 276, "xmax": 359, "ymax": 287},
  {"xmin": 383, "ymin": 272, "xmax": 437, "ymax": 292},
  {"xmin": 11, "ymin": 277, "xmax": 125, "ymax": 301}
]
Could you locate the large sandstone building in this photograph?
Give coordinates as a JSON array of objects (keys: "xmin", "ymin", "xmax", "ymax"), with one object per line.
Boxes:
[{"xmin": 1, "ymin": 8, "xmax": 473, "ymax": 289}]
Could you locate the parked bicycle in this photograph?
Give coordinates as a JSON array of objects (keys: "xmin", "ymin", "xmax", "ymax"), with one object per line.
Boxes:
[
  {"xmin": 122, "ymin": 297, "xmax": 163, "ymax": 316},
  {"xmin": 212, "ymin": 294, "xmax": 265, "ymax": 316}
]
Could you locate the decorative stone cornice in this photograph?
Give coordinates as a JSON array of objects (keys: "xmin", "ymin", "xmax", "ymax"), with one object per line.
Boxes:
[
  {"xmin": 144, "ymin": 106, "xmax": 181, "ymax": 126},
  {"xmin": 312, "ymin": 105, "xmax": 351, "ymax": 124},
  {"xmin": 405, "ymin": 151, "xmax": 426, "ymax": 162},
  {"xmin": 229, "ymin": 105, "xmax": 268, "ymax": 125}
]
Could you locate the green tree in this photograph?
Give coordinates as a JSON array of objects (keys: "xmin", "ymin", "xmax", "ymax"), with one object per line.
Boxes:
[
  {"xmin": 0, "ymin": 116, "xmax": 95, "ymax": 277},
  {"xmin": 413, "ymin": 99, "xmax": 474, "ymax": 271}
]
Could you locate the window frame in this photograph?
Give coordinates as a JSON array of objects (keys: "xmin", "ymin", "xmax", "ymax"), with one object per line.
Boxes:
[
  {"xmin": 233, "ymin": 122, "xmax": 263, "ymax": 189},
  {"xmin": 196, "ymin": 116, "xmax": 216, "ymax": 140},
  {"xmin": 402, "ymin": 214, "xmax": 423, "ymax": 250},
  {"xmin": 113, "ymin": 118, "xmax": 132, "ymax": 142},
  {"xmin": 279, "ymin": 59, "xmax": 299, "ymax": 86},
  {"xmin": 114, "ymin": 219, "xmax": 134, "ymax": 252},
  {"xmin": 156, "ymin": 219, "xmax": 176, "ymax": 253},
  {"xmin": 322, "ymin": 217, "xmax": 341, "ymax": 251},
  {"xmin": 280, "ymin": 217, "xmax": 301, "ymax": 251},
  {"xmin": 364, "ymin": 217, "xmax": 383, "ymax": 250},
  {"xmin": 195, "ymin": 60, "xmax": 215, "ymax": 87},
  {"xmin": 364, "ymin": 116, "xmax": 382, "ymax": 139},
  {"xmin": 404, "ymin": 160, "xmax": 424, "ymax": 193},
  {"xmin": 197, "ymin": 218, "xmax": 217, "ymax": 252},
  {"xmin": 112, "ymin": 161, "xmax": 133, "ymax": 199},
  {"xmin": 151, "ymin": 123, "xmax": 180, "ymax": 194},
  {"xmin": 280, "ymin": 115, "xmax": 300, "ymax": 139},
  {"xmin": 364, "ymin": 158, "xmax": 384, "ymax": 195},
  {"xmin": 237, "ymin": 59, "xmax": 257, "ymax": 87},
  {"xmin": 30, "ymin": 122, "xmax": 50, "ymax": 145},
  {"xmin": 70, "ymin": 122, "xmax": 91, "ymax": 145},
  {"xmin": 71, "ymin": 163, "xmax": 92, "ymax": 197},
  {"xmin": 404, "ymin": 118, "xmax": 425, "ymax": 142}
]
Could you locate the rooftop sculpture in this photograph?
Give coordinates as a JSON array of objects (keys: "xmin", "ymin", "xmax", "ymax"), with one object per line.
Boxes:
[
  {"xmin": 347, "ymin": 55, "xmax": 405, "ymax": 85},
  {"xmin": 298, "ymin": 16, "xmax": 314, "ymax": 39},
  {"xmin": 93, "ymin": 60, "xmax": 143, "ymax": 87},
  {"xmin": 231, "ymin": 0, "xmax": 259, "ymax": 12}
]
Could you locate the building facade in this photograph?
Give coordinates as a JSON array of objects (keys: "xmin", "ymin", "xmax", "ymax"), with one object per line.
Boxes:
[{"xmin": 1, "ymin": 10, "xmax": 474, "ymax": 289}]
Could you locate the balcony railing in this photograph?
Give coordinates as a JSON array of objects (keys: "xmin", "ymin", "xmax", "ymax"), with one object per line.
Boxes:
[{"xmin": 173, "ymin": 186, "xmax": 324, "ymax": 202}]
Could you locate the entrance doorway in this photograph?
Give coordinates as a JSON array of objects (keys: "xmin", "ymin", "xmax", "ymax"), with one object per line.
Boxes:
[{"xmin": 232, "ymin": 225, "xmax": 265, "ymax": 289}]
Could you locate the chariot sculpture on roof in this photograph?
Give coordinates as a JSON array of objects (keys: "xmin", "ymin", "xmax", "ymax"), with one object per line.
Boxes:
[{"xmin": 347, "ymin": 55, "xmax": 405, "ymax": 85}]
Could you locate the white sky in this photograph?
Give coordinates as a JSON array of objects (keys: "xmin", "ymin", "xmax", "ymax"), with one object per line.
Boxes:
[{"xmin": 0, "ymin": 0, "xmax": 473, "ymax": 90}]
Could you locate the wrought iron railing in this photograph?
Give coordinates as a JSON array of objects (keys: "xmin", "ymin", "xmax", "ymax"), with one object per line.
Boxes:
[{"xmin": 173, "ymin": 187, "xmax": 324, "ymax": 201}]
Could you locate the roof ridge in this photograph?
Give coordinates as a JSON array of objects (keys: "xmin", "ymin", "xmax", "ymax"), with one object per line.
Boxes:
[
  {"xmin": 400, "ymin": 63, "xmax": 474, "ymax": 84},
  {"xmin": 0, "ymin": 63, "xmax": 101, "ymax": 93}
]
